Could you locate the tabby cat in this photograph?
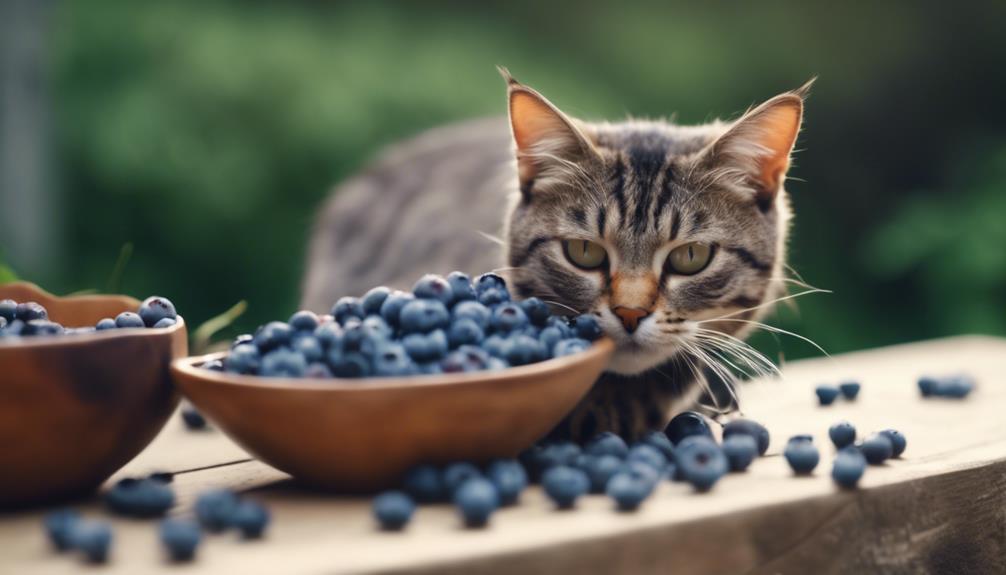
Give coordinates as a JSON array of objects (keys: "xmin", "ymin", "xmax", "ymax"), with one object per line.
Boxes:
[{"xmin": 303, "ymin": 69, "xmax": 809, "ymax": 441}]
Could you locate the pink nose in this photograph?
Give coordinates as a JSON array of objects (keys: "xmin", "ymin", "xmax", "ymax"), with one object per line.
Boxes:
[{"xmin": 611, "ymin": 306, "xmax": 650, "ymax": 333}]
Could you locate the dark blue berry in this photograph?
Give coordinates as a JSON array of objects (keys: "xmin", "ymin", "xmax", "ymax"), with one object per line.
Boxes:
[
  {"xmin": 160, "ymin": 519, "xmax": 202, "ymax": 562},
  {"xmin": 572, "ymin": 314, "xmax": 603, "ymax": 341},
  {"xmin": 504, "ymin": 334, "xmax": 547, "ymax": 366},
  {"xmin": 454, "ymin": 478, "xmax": 499, "ymax": 528},
  {"xmin": 253, "ymin": 321, "xmax": 292, "ymax": 352},
  {"xmin": 361, "ymin": 315, "xmax": 392, "ymax": 339},
  {"xmin": 15, "ymin": 301, "xmax": 47, "ymax": 321},
  {"xmin": 676, "ymin": 436, "xmax": 728, "ymax": 491},
  {"xmin": 22, "ymin": 319, "xmax": 64, "ymax": 336},
  {"xmin": 606, "ymin": 467, "xmax": 655, "ymax": 511},
  {"xmin": 541, "ymin": 441, "xmax": 582, "ymax": 469},
  {"xmin": 288, "ymin": 310, "xmax": 320, "ymax": 332},
  {"xmin": 181, "ymin": 405, "xmax": 208, "ymax": 430},
  {"xmin": 105, "ymin": 477, "xmax": 175, "ymax": 517},
  {"xmin": 722, "ymin": 419, "xmax": 770, "ymax": 456},
  {"xmin": 583, "ymin": 454, "xmax": 622, "ymax": 493},
  {"xmin": 553, "ymin": 338, "xmax": 591, "ymax": 357},
  {"xmin": 474, "ymin": 273, "xmax": 507, "ymax": 294},
  {"xmin": 481, "ymin": 334, "xmax": 510, "ymax": 358},
  {"xmin": 490, "ymin": 302, "xmax": 529, "ymax": 332},
  {"xmin": 115, "ymin": 311, "xmax": 145, "ymax": 329},
  {"xmin": 329, "ymin": 351, "xmax": 371, "ymax": 378},
  {"xmin": 402, "ymin": 329, "xmax": 448, "ymax": 362},
  {"xmin": 441, "ymin": 345, "xmax": 490, "ymax": 373},
  {"xmin": 373, "ymin": 343, "xmax": 417, "ymax": 376},
  {"xmin": 412, "ymin": 274, "xmax": 454, "ymax": 305},
  {"xmin": 70, "ymin": 520, "xmax": 113, "ymax": 563},
  {"xmin": 403, "ymin": 464, "xmax": 445, "ymax": 503},
  {"xmin": 917, "ymin": 376, "xmax": 938, "ymax": 397},
  {"xmin": 95, "ymin": 318, "xmax": 116, "ymax": 330},
  {"xmin": 585, "ymin": 432, "xmax": 629, "ymax": 459},
  {"xmin": 519, "ymin": 297, "xmax": 551, "ymax": 326},
  {"xmin": 153, "ymin": 318, "xmax": 176, "ymax": 328},
  {"xmin": 399, "ymin": 299, "xmax": 450, "ymax": 334},
  {"xmin": 0, "ymin": 299, "xmax": 16, "ymax": 322},
  {"xmin": 721, "ymin": 435, "xmax": 757, "ymax": 472},
  {"xmin": 538, "ymin": 326, "xmax": 563, "ymax": 355},
  {"xmin": 478, "ymin": 287, "xmax": 509, "ymax": 306},
  {"xmin": 361, "ymin": 286, "xmax": 392, "ymax": 316},
  {"xmin": 784, "ymin": 438, "xmax": 820, "ymax": 474},
  {"xmin": 639, "ymin": 430, "xmax": 675, "ymax": 462},
  {"xmin": 313, "ymin": 323, "xmax": 342, "ymax": 349},
  {"xmin": 879, "ymin": 429, "xmax": 906, "ymax": 458},
  {"xmin": 373, "ymin": 491, "xmax": 415, "ymax": 531},
  {"xmin": 664, "ymin": 411, "xmax": 713, "ymax": 445},
  {"xmin": 447, "ymin": 317, "xmax": 484, "ymax": 348},
  {"xmin": 451, "ymin": 300, "xmax": 491, "ymax": 331},
  {"xmin": 828, "ymin": 421, "xmax": 857, "ymax": 449},
  {"xmin": 838, "ymin": 381, "xmax": 861, "ymax": 400},
  {"xmin": 626, "ymin": 444, "xmax": 667, "ymax": 473},
  {"xmin": 292, "ymin": 335, "xmax": 324, "ymax": 363},
  {"xmin": 43, "ymin": 509, "xmax": 80, "ymax": 551},
  {"xmin": 443, "ymin": 462, "xmax": 482, "ymax": 496},
  {"xmin": 542, "ymin": 465, "xmax": 589, "ymax": 509},
  {"xmin": 859, "ymin": 434, "xmax": 893, "ymax": 464},
  {"xmin": 487, "ymin": 459, "xmax": 528, "ymax": 506},
  {"xmin": 226, "ymin": 344, "xmax": 261, "ymax": 374},
  {"xmin": 260, "ymin": 348, "xmax": 307, "ymax": 378},
  {"xmin": 446, "ymin": 271, "xmax": 476, "ymax": 304},
  {"xmin": 332, "ymin": 296, "xmax": 366, "ymax": 325},
  {"xmin": 304, "ymin": 362, "xmax": 334, "ymax": 378},
  {"xmin": 232, "ymin": 500, "xmax": 270, "ymax": 539},
  {"xmin": 815, "ymin": 385, "xmax": 840, "ymax": 406},
  {"xmin": 0, "ymin": 318, "xmax": 23, "ymax": 335},
  {"xmin": 935, "ymin": 375, "xmax": 975, "ymax": 398},
  {"xmin": 379, "ymin": 291, "xmax": 415, "ymax": 327},
  {"xmin": 195, "ymin": 489, "xmax": 240, "ymax": 532},
  {"xmin": 139, "ymin": 296, "xmax": 177, "ymax": 327},
  {"xmin": 832, "ymin": 448, "xmax": 867, "ymax": 488}
]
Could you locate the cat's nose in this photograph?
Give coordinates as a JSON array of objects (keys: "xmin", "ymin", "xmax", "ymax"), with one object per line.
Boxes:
[{"xmin": 611, "ymin": 306, "xmax": 650, "ymax": 334}]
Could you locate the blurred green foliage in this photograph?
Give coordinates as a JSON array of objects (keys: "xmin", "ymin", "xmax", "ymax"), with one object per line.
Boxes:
[{"xmin": 20, "ymin": 0, "xmax": 1006, "ymax": 358}]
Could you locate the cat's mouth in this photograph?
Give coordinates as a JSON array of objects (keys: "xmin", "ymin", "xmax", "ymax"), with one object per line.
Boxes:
[{"xmin": 596, "ymin": 308, "xmax": 689, "ymax": 375}]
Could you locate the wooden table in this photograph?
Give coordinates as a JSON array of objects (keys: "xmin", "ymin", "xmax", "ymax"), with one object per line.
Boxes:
[{"xmin": 3, "ymin": 336, "xmax": 1005, "ymax": 574}]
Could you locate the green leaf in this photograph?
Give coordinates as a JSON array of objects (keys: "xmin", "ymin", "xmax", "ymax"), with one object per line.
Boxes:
[{"xmin": 192, "ymin": 300, "xmax": 248, "ymax": 355}]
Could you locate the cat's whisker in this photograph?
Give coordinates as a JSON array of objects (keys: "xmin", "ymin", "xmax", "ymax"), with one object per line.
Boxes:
[
  {"xmin": 477, "ymin": 231, "xmax": 506, "ymax": 246},
  {"xmin": 698, "ymin": 287, "xmax": 830, "ymax": 323},
  {"xmin": 677, "ymin": 338, "xmax": 741, "ymax": 409},
  {"xmin": 693, "ymin": 327, "xmax": 782, "ymax": 376},
  {"xmin": 539, "ymin": 299, "xmax": 581, "ymax": 315},
  {"xmin": 699, "ymin": 318, "xmax": 832, "ymax": 359},
  {"xmin": 692, "ymin": 332, "xmax": 779, "ymax": 380}
]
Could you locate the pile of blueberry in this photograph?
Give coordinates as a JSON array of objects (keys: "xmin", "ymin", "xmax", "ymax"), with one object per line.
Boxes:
[
  {"xmin": 211, "ymin": 272, "xmax": 602, "ymax": 379},
  {"xmin": 371, "ymin": 412, "xmax": 770, "ymax": 530},
  {"xmin": 917, "ymin": 374, "xmax": 975, "ymax": 399},
  {"xmin": 783, "ymin": 421, "xmax": 908, "ymax": 488},
  {"xmin": 43, "ymin": 473, "xmax": 268, "ymax": 564},
  {"xmin": 814, "ymin": 380, "xmax": 861, "ymax": 406},
  {"xmin": 0, "ymin": 296, "xmax": 178, "ymax": 339}
]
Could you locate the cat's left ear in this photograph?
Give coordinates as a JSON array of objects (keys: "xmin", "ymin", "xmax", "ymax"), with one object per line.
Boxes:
[
  {"xmin": 500, "ymin": 67, "xmax": 600, "ymax": 194},
  {"xmin": 704, "ymin": 79, "xmax": 813, "ymax": 208}
]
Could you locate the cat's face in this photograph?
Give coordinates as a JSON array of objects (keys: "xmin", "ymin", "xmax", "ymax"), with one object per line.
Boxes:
[{"xmin": 502, "ymin": 74, "xmax": 805, "ymax": 375}]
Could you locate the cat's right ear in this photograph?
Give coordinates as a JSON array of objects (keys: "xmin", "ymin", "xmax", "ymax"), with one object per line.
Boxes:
[{"xmin": 500, "ymin": 67, "xmax": 599, "ymax": 195}]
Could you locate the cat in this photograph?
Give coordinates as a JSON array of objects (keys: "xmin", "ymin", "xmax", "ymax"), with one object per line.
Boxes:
[{"xmin": 302, "ymin": 68, "xmax": 810, "ymax": 441}]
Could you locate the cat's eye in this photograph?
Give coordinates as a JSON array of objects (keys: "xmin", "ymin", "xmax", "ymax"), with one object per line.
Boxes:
[
  {"xmin": 563, "ymin": 239, "xmax": 608, "ymax": 270},
  {"xmin": 666, "ymin": 242, "xmax": 713, "ymax": 275}
]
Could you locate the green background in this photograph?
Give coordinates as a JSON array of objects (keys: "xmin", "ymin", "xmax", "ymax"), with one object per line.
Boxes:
[{"xmin": 3, "ymin": 0, "xmax": 1005, "ymax": 361}]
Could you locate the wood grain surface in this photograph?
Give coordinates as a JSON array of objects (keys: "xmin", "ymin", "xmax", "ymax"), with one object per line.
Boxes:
[{"xmin": 1, "ymin": 335, "xmax": 1004, "ymax": 574}]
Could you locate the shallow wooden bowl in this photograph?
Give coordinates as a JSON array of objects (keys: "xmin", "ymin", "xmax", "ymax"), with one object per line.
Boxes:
[
  {"xmin": 172, "ymin": 338, "xmax": 615, "ymax": 492},
  {"xmin": 0, "ymin": 282, "xmax": 187, "ymax": 508}
]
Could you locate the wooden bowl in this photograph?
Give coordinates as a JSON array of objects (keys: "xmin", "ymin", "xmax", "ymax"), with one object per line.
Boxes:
[
  {"xmin": 172, "ymin": 339, "xmax": 615, "ymax": 492},
  {"xmin": 0, "ymin": 282, "xmax": 187, "ymax": 508}
]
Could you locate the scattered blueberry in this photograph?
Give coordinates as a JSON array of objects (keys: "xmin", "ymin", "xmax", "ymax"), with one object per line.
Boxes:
[
  {"xmin": 626, "ymin": 444, "xmax": 667, "ymax": 474},
  {"xmin": 815, "ymin": 385, "xmax": 840, "ymax": 406},
  {"xmin": 585, "ymin": 432, "xmax": 630, "ymax": 459},
  {"xmin": 372, "ymin": 491, "xmax": 415, "ymax": 531},
  {"xmin": 542, "ymin": 465, "xmax": 590, "ymax": 509},
  {"xmin": 859, "ymin": 433, "xmax": 894, "ymax": 465},
  {"xmin": 721, "ymin": 435, "xmax": 757, "ymax": 472},
  {"xmin": 443, "ymin": 462, "xmax": 482, "ymax": 496},
  {"xmin": 454, "ymin": 478, "xmax": 499, "ymax": 528},
  {"xmin": 917, "ymin": 376, "xmax": 938, "ymax": 397},
  {"xmin": 232, "ymin": 500, "xmax": 270, "ymax": 539},
  {"xmin": 784, "ymin": 437, "xmax": 820, "ymax": 475},
  {"xmin": 664, "ymin": 411, "xmax": 713, "ymax": 445},
  {"xmin": 195, "ymin": 489, "xmax": 240, "ymax": 532},
  {"xmin": 583, "ymin": 454, "xmax": 622, "ymax": 493},
  {"xmin": 828, "ymin": 421, "xmax": 857, "ymax": 449},
  {"xmin": 43, "ymin": 509, "xmax": 80, "ymax": 551},
  {"xmin": 639, "ymin": 430, "xmax": 675, "ymax": 462},
  {"xmin": 722, "ymin": 419, "xmax": 770, "ymax": 456},
  {"xmin": 676, "ymin": 436, "xmax": 728, "ymax": 491},
  {"xmin": 138, "ymin": 296, "xmax": 177, "ymax": 327},
  {"xmin": 606, "ymin": 467, "xmax": 655, "ymax": 511},
  {"xmin": 838, "ymin": 381, "xmax": 861, "ymax": 400},
  {"xmin": 104, "ymin": 477, "xmax": 175, "ymax": 517},
  {"xmin": 832, "ymin": 448, "xmax": 867, "ymax": 488},
  {"xmin": 70, "ymin": 520, "xmax": 113, "ymax": 563},
  {"xmin": 486, "ymin": 459, "xmax": 528, "ymax": 506},
  {"xmin": 879, "ymin": 429, "xmax": 907, "ymax": 458},
  {"xmin": 160, "ymin": 519, "xmax": 202, "ymax": 562}
]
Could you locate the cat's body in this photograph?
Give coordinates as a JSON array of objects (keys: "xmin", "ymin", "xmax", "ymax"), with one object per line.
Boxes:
[{"xmin": 303, "ymin": 73, "xmax": 807, "ymax": 440}]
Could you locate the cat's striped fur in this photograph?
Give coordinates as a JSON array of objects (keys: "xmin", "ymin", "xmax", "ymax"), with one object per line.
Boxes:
[{"xmin": 303, "ymin": 72, "xmax": 809, "ymax": 440}]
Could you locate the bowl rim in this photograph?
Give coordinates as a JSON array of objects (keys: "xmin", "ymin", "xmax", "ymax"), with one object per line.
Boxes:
[
  {"xmin": 173, "ymin": 337, "xmax": 615, "ymax": 392},
  {"xmin": 0, "ymin": 281, "xmax": 186, "ymax": 349}
]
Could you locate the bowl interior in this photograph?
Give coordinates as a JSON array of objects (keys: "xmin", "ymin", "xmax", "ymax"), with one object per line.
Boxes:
[{"xmin": 173, "ymin": 339, "xmax": 614, "ymax": 492}]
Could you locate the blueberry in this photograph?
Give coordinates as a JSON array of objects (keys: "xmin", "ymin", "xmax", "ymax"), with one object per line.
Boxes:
[
  {"xmin": 676, "ymin": 436, "xmax": 728, "ymax": 491},
  {"xmin": 917, "ymin": 376, "xmax": 938, "ymax": 397},
  {"xmin": 936, "ymin": 375, "xmax": 975, "ymax": 398},
  {"xmin": 115, "ymin": 311, "xmax": 145, "ymax": 328},
  {"xmin": 517, "ymin": 297, "xmax": 550, "ymax": 326},
  {"xmin": 328, "ymin": 351, "xmax": 371, "ymax": 378},
  {"xmin": 572, "ymin": 314, "xmax": 603, "ymax": 341},
  {"xmin": 443, "ymin": 462, "xmax": 482, "ymax": 496},
  {"xmin": 402, "ymin": 329, "xmax": 449, "ymax": 362},
  {"xmin": 417, "ymin": 361, "xmax": 444, "ymax": 375},
  {"xmin": 815, "ymin": 385, "xmax": 840, "ymax": 406},
  {"xmin": 379, "ymin": 291, "xmax": 415, "ymax": 327},
  {"xmin": 454, "ymin": 478, "xmax": 499, "ymax": 528},
  {"xmin": 288, "ymin": 310, "xmax": 320, "ymax": 332},
  {"xmin": 789, "ymin": 434, "xmax": 814, "ymax": 444},
  {"xmin": 139, "ymin": 296, "xmax": 177, "ymax": 327},
  {"xmin": 195, "ymin": 489, "xmax": 240, "ymax": 532},
  {"xmin": 22, "ymin": 319, "xmax": 64, "ymax": 336},
  {"xmin": 43, "ymin": 509, "xmax": 80, "ymax": 551},
  {"xmin": 489, "ymin": 303, "xmax": 527, "ymax": 333},
  {"xmin": 403, "ymin": 464, "xmax": 446, "ymax": 503},
  {"xmin": 232, "ymin": 500, "xmax": 270, "ymax": 539},
  {"xmin": 553, "ymin": 338, "xmax": 591, "ymax": 357},
  {"xmin": 585, "ymin": 431, "xmax": 629, "ymax": 459},
  {"xmin": 181, "ymin": 405, "xmax": 208, "ymax": 430},
  {"xmin": 474, "ymin": 273, "xmax": 507, "ymax": 295},
  {"xmin": 152, "ymin": 318, "xmax": 176, "ymax": 329},
  {"xmin": 104, "ymin": 477, "xmax": 175, "ymax": 517},
  {"xmin": 15, "ymin": 301, "xmax": 47, "ymax": 322},
  {"xmin": 159, "ymin": 519, "xmax": 202, "ymax": 562},
  {"xmin": 305, "ymin": 362, "xmax": 334, "ymax": 378},
  {"xmin": 828, "ymin": 421, "xmax": 857, "ymax": 449},
  {"xmin": 580, "ymin": 454, "xmax": 620, "ymax": 493},
  {"xmin": 879, "ymin": 429, "xmax": 907, "ymax": 458},
  {"xmin": 447, "ymin": 317, "xmax": 484, "ymax": 348},
  {"xmin": 486, "ymin": 357, "xmax": 509, "ymax": 370},
  {"xmin": 413, "ymin": 274, "xmax": 454, "ymax": 305},
  {"xmin": 721, "ymin": 419, "xmax": 770, "ymax": 456},
  {"xmin": 69, "ymin": 520, "xmax": 113, "ymax": 563},
  {"xmin": 0, "ymin": 299, "xmax": 15, "ymax": 322},
  {"xmin": 446, "ymin": 271, "xmax": 477, "ymax": 304},
  {"xmin": 292, "ymin": 335, "xmax": 324, "ymax": 363},
  {"xmin": 441, "ymin": 345, "xmax": 490, "ymax": 373},
  {"xmin": 226, "ymin": 344, "xmax": 261, "ymax": 374},
  {"xmin": 859, "ymin": 433, "xmax": 893, "ymax": 464},
  {"xmin": 538, "ymin": 326, "xmax": 564, "ymax": 354},
  {"xmin": 253, "ymin": 321, "xmax": 293, "ymax": 352},
  {"xmin": 838, "ymin": 381, "xmax": 861, "ymax": 400},
  {"xmin": 339, "ymin": 321, "xmax": 382, "ymax": 356},
  {"xmin": 784, "ymin": 438, "xmax": 820, "ymax": 474},
  {"xmin": 332, "ymin": 296, "xmax": 366, "ymax": 324},
  {"xmin": 481, "ymin": 334, "xmax": 511, "ymax": 358},
  {"xmin": 542, "ymin": 465, "xmax": 590, "ymax": 509},
  {"xmin": 361, "ymin": 286, "xmax": 392, "ymax": 316},
  {"xmin": 541, "ymin": 441, "xmax": 582, "ymax": 468},
  {"xmin": 313, "ymin": 322, "xmax": 343, "ymax": 349},
  {"xmin": 664, "ymin": 411, "xmax": 713, "ymax": 445},
  {"xmin": 95, "ymin": 318, "xmax": 116, "ymax": 330},
  {"xmin": 373, "ymin": 491, "xmax": 415, "ymax": 531},
  {"xmin": 606, "ymin": 468, "xmax": 655, "ymax": 511},
  {"xmin": 361, "ymin": 315, "xmax": 392, "ymax": 339},
  {"xmin": 626, "ymin": 444, "xmax": 667, "ymax": 473},
  {"xmin": 260, "ymin": 348, "xmax": 308, "ymax": 378},
  {"xmin": 148, "ymin": 471, "xmax": 174, "ymax": 484},
  {"xmin": 832, "ymin": 448, "xmax": 868, "ymax": 488},
  {"xmin": 478, "ymin": 287, "xmax": 509, "ymax": 306},
  {"xmin": 399, "ymin": 299, "xmax": 450, "ymax": 334},
  {"xmin": 0, "ymin": 318, "xmax": 23, "ymax": 336},
  {"xmin": 546, "ymin": 315, "xmax": 574, "ymax": 337},
  {"xmin": 487, "ymin": 459, "xmax": 528, "ymax": 506},
  {"xmin": 639, "ymin": 430, "xmax": 675, "ymax": 462},
  {"xmin": 721, "ymin": 435, "xmax": 757, "ymax": 472},
  {"xmin": 0, "ymin": 316, "xmax": 6, "ymax": 330},
  {"xmin": 373, "ymin": 342, "xmax": 418, "ymax": 376},
  {"xmin": 504, "ymin": 334, "xmax": 547, "ymax": 366},
  {"xmin": 451, "ymin": 300, "xmax": 492, "ymax": 331}
]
